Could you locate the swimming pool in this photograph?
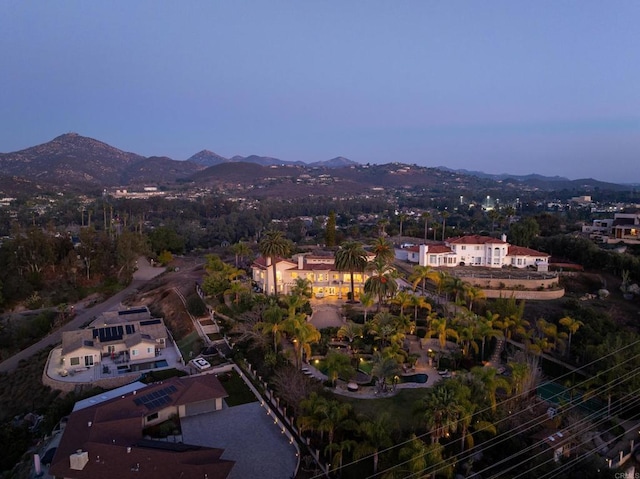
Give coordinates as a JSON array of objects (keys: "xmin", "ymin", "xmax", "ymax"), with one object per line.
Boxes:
[{"xmin": 400, "ymin": 373, "xmax": 428, "ymax": 384}]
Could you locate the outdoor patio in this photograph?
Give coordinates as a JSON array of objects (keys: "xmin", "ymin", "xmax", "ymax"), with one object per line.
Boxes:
[{"xmin": 46, "ymin": 341, "xmax": 183, "ymax": 384}]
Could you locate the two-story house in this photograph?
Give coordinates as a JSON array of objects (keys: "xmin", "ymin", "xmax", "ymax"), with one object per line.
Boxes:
[{"xmin": 252, "ymin": 252, "xmax": 375, "ymax": 299}]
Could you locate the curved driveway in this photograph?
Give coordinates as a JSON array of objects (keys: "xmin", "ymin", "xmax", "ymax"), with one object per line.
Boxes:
[{"xmin": 0, "ymin": 257, "xmax": 165, "ymax": 374}]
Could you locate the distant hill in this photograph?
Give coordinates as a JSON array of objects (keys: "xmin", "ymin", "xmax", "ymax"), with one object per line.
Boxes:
[
  {"xmin": 436, "ymin": 166, "xmax": 629, "ymax": 191},
  {"xmin": 0, "ymin": 133, "xmax": 633, "ymax": 195},
  {"xmin": 0, "ymin": 133, "xmax": 202, "ymax": 189}
]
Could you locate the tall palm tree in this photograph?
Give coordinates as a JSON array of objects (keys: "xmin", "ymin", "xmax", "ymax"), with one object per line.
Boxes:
[
  {"xmin": 325, "ymin": 439, "xmax": 357, "ymax": 476},
  {"xmin": 421, "ymin": 211, "xmax": 431, "ymax": 242},
  {"xmin": 410, "ymin": 294, "xmax": 431, "ymax": 322},
  {"xmin": 359, "ymin": 291, "xmax": 375, "ymax": 323},
  {"xmin": 445, "ymin": 275, "xmax": 468, "ymax": 305},
  {"xmin": 354, "ymin": 413, "xmax": 396, "ymax": 474},
  {"xmin": 397, "ymin": 213, "xmax": 407, "ymax": 237},
  {"xmin": 231, "ymin": 241, "xmax": 251, "ymax": 267},
  {"xmin": 258, "ymin": 229, "xmax": 291, "ymax": 296},
  {"xmin": 284, "ymin": 313, "xmax": 321, "ymax": 368},
  {"xmin": 418, "ymin": 384, "xmax": 462, "ymax": 444},
  {"xmin": 475, "ymin": 318, "xmax": 503, "ymax": 362},
  {"xmin": 368, "ymin": 311, "xmax": 398, "ymax": 348},
  {"xmin": 337, "ymin": 321, "xmax": 363, "ymax": 348},
  {"xmin": 440, "ymin": 210, "xmax": 450, "ymax": 241},
  {"xmin": 364, "ymin": 257, "xmax": 398, "ymax": 309},
  {"xmin": 559, "ymin": 315, "xmax": 584, "ymax": 356},
  {"xmin": 334, "ymin": 241, "xmax": 368, "ymax": 303},
  {"xmin": 255, "ymin": 302, "xmax": 285, "ymax": 354},
  {"xmin": 409, "ymin": 265, "xmax": 438, "ymax": 293},
  {"xmin": 371, "ymin": 236, "xmax": 395, "ymax": 263},
  {"xmin": 465, "ymin": 285, "xmax": 485, "ymax": 312}
]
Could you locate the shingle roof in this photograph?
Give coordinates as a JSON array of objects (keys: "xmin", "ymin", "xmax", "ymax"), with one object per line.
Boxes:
[
  {"xmin": 49, "ymin": 375, "xmax": 233, "ymax": 479},
  {"xmin": 507, "ymin": 245, "xmax": 550, "ymax": 257}
]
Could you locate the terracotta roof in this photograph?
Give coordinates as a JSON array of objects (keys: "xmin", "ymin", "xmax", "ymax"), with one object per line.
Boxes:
[
  {"xmin": 50, "ymin": 375, "xmax": 232, "ymax": 479},
  {"xmin": 447, "ymin": 235, "xmax": 507, "ymax": 245},
  {"xmin": 252, "ymin": 256, "xmax": 297, "ymax": 270},
  {"xmin": 507, "ymin": 245, "xmax": 549, "ymax": 257},
  {"xmin": 407, "ymin": 245, "xmax": 421, "ymax": 252}
]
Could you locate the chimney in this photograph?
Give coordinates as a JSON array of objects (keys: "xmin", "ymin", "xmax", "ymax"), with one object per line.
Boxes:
[
  {"xmin": 501, "ymin": 234, "xmax": 507, "ymax": 242},
  {"xmin": 70, "ymin": 450, "xmax": 89, "ymax": 470},
  {"xmin": 298, "ymin": 255, "xmax": 304, "ymax": 270},
  {"xmin": 88, "ymin": 421, "xmax": 92, "ymax": 428},
  {"xmin": 127, "ymin": 447, "xmax": 132, "ymax": 453}
]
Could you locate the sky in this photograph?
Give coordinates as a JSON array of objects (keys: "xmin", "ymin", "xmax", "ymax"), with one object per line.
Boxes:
[{"xmin": 1, "ymin": 1, "xmax": 639, "ymax": 183}]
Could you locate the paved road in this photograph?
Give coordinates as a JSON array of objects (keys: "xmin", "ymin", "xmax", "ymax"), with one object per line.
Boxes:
[{"xmin": 0, "ymin": 257, "xmax": 166, "ymax": 374}]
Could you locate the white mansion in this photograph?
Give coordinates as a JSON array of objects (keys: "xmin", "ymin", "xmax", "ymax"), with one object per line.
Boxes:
[{"xmin": 252, "ymin": 234, "xmax": 550, "ymax": 299}]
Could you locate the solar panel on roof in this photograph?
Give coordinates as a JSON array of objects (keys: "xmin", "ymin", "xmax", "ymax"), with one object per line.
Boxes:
[
  {"xmin": 133, "ymin": 398, "xmax": 143, "ymax": 406},
  {"xmin": 140, "ymin": 319, "xmax": 162, "ymax": 326}
]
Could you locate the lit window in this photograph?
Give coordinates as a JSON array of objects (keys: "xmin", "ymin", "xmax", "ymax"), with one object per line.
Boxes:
[{"xmin": 70, "ymin": 357, "xmax": 80, "ymax": 366}]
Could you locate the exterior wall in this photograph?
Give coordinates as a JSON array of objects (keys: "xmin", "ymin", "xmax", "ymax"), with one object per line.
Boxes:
[
  {"xmin": 144, "ymin": 406, "xmax": 178, "ymax": 426},
  {"xmin": 463, "ymin": 275, "xmax": 559, "ymax": 290},
  {"xmin": 482, "ymin": 289, "xmax": 565, "ymax": 300},
  {"xmin": 129, "ymin": 343, "xmax": 156, "ymax": 361},
  {"xmin": 64, "ymin": 347, "xmax": 101, "ymax": 369}
]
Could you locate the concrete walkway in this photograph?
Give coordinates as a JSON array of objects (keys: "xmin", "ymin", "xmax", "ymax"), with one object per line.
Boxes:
[{"xmin": 181, "ymin": 402, "xmax": 298, "ymax": 479}]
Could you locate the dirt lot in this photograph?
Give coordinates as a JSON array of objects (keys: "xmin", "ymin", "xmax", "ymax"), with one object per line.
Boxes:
[
  {"xmin": 125, "ymin": 256, "xmax": 206, "ymax": 339},
  {"xmin": 524, "ymin": 271, "xmax": 640, "ymax": 332}
]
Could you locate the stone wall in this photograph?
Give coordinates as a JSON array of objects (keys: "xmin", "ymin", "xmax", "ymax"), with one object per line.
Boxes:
[{"xmin": 482, "ymin": 288, "xmax": 566, "ymax": 300}]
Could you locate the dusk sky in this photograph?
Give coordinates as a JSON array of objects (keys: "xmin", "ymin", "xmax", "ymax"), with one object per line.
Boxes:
[{"xmin": 2, "ymin": 2, "xmax": 639, "ymax": 183}]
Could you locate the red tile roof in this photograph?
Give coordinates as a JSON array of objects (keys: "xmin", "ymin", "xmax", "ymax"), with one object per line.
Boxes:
[
  {"xmin": 507, "ymin": 245, "xmax": 549, "ymax": 257},
  {"xmin": 447, "ymin": 235, "xmax": 507, "ymax": 245}
]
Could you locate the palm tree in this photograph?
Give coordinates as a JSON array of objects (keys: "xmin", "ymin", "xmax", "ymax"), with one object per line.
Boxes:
[
  {"xmin": 258, "ymin": 229, "xmax": 291, "ymax": 296},
  {"xmin": 427, "ymin": 317, "xmax": 459, "ymax": 350},
  {"xmin": 421, "ymin": 211, "xmax": 431, "ymax": 242},
  {"xmin": 284, "ymin": 313, "xmax": 321, "ymax": 368},
  {"xmin": 371, "ymin": 236, "xmax": 395, "ymax": 263},
  {"xmin": 324, "ymin": 350, "xmax": 355, "ymax": 387},
  {"xmin": 418, "ymin": 384, "xmax": 461, "ymax": 444},
  {"xmin": 325, "ymin": 439, "xmax": 357, "ymax": 476},
  {"xmin": 255, "ymin": 301, "xmax": 286, "ymax": 354},
  {"xmin": 398, "ymin": 213, "xmax": 407, "ymax": 237},
  {"xmin": 359, "ymin": 291, "xmax": 375, "ymax": 323},
  {"xmin": 291, "ymin": 277, "xmax": 312, "ymax": 300},
  {"xmin": 457, "ymin": 324, "xmax": 479, "ymax": 360},
  {"xmin": 318, "ymin": 400, "xmax": 353, "ymax": 448},
  {"xmin": 559, "ymin": 315, "xmax": 584, "ymax": 356},
  {"xmin": 409, "ymin": 265, "xmax": 438, "ymax": 293},
  {"xmin": 475, "ymin": 318, "xmax": 503, "ymax": 362},
  {"xmin": 334, "ymin": 241, "xmax": 368, "ymax": 303},
  {"xmin": 364, "ymin": 257, "xmax": 398, "ymax": 309},
  {"xmin": 391, "ymin": 290, "xmax": 413, "ymax": 316},
  {"xmin": 445, "ymin": 275, "xmax": 468, "ymax": 305},
  {"xmin": 231, "ymin": 241, "xmax": 251, "ymax": 267},
  {"xmin": 371, "ymin": 351, "xmax": 401, "ymax": 391},
  {"xmin": 440, "ymin": 210, "xmax": 450, "ymax": 241},
  {"xmin": 354, "ymin": 413, "xmax": 396, "ymax": 474},
  {"xmin": 464, "ymin": 285, "xmax": 485, "ymax": 312},
  {"xmin": 410, "ymin": 294, "xmax": 431, "ymax": 322},
  {"xmin": 399, "ymin": 434, "xmax": 447, "ymax": 479},
  {"xmin": 368, "ymin": 311, "xmax": 398, "ymax": 348},
  {"xmin": 470, "ymin": 366, "xmax": 511, "ymax": 412},
  {"xmin": 337, "ymin": 321, "xmax": 363, "ymax": 349}
]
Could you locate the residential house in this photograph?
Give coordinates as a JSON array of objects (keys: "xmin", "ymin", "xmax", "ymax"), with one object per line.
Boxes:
[
  {"xmin": 582, "ymin": 211, "xmax": 640, "ymax": 244},
  {"xmin": 403, "ymin": 235, "xmax": 550, "ymax": 270},
  {"xmin": 252, "ymin": 251, "xmax": 375, "ymax": 299},
  {"xmin": 61, "ymin": 313, "xmax": 168, "ymax": 371},
  {"xmin": 49, "ymin": 374, "xmax": 234, "ymax": 479}
]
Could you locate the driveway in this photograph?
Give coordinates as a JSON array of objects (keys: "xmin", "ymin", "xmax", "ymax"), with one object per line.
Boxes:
[
  {"xmin": 309, "ymin": 301, "xmax": 344, "ymax": 329},
  {"xmin": 181, "ymin": 402, "xmax": 298, "ymax": 479}
]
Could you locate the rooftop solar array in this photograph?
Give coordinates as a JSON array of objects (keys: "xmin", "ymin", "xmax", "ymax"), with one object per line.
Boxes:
[
  {"xmin": 92, "ymin": 324, "xmax": 136, "ymax": 342},
  {"xmin": 132, "ymin": 385, "xmax": 178, "ymax": 410},
  {"xmin": 118, "ymin": 307, "xmax": 149, "ymax": 316},
  {"xmin": 140, "ymin": 319, "xmax": 162, "ymax": 326}
]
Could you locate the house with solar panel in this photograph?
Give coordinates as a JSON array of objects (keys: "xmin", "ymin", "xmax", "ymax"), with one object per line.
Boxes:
[{"xmin": 60, "ymin": 306, "xmax": 168, "ymax": 372}]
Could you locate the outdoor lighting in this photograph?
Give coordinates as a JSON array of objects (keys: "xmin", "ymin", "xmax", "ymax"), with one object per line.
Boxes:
[{"xmin": 314, "ymin": 359, "xmax": 319, "ymax": 364}]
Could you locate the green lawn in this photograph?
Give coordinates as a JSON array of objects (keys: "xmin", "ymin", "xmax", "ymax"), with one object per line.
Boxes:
[
  {"xmin": 218, "ymin": 369, "xmax": 257, "ymax": 407},
  {"xmin": 336, "ymin": 388, "xmax": 429, "ymax": 432},
  {"xmin": 177, "ymin": 330, "xmax": 202, "ymax": 361}
]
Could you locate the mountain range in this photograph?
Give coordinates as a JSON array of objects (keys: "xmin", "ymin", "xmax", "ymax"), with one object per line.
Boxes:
[{"xmin": 0, "ymin": 133, "xmax": 632, "ymax": 195}]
